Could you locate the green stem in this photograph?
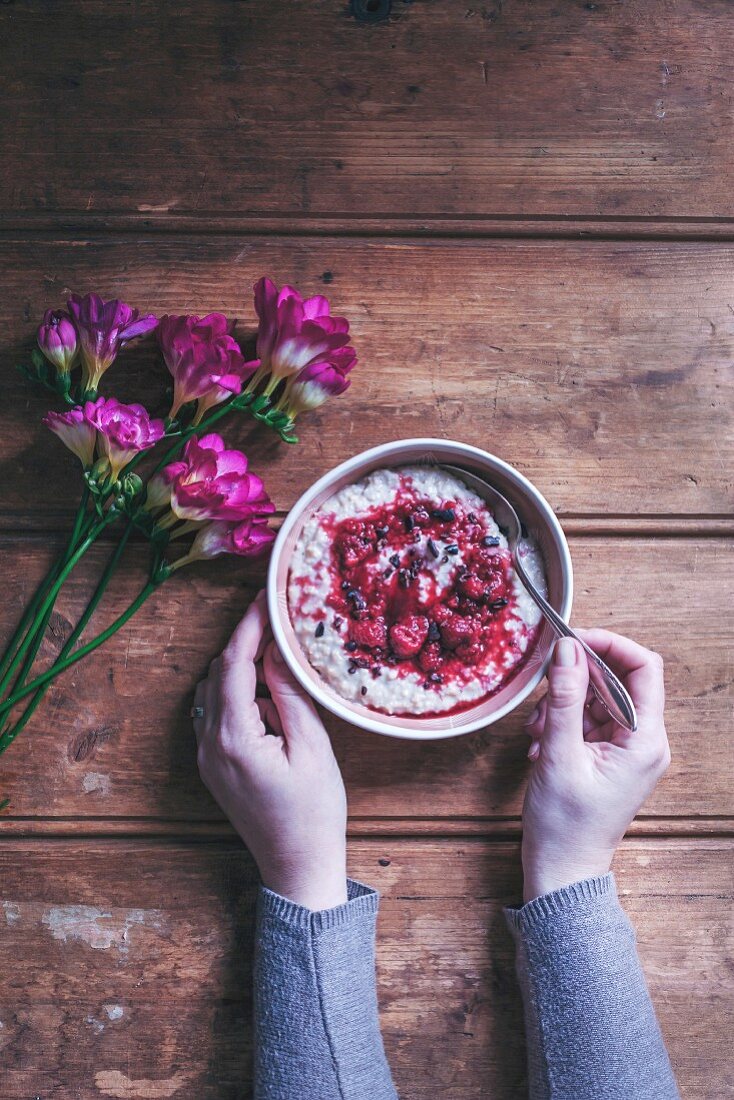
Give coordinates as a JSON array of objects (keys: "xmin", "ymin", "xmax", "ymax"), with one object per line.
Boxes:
[
  {"xmin": 148, "ymin": 399, "xmax": 237, "ymax": 478},
  {"xmin": 0, "ymin": 522, "xmax": 134, "ymax": 746},
  {"xmin": 0, "ymin": 488, "xmax": 91, "ymax": 684},
  {"xmin": 0, "ymin": 515, "xmax": 112, "ymax": 701},
  {"xmin": 0, "ymin": 580, "xmax": 159, "ymax": 735}
]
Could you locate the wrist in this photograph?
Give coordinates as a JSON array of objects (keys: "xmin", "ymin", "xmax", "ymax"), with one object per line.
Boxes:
[
  {"xmin": 521, "ymin": 845, "xmax": 614, "ymax": 904},
  {"xmin": 261, "ymin": 857, "xmax": 349, "ymax": 912}
]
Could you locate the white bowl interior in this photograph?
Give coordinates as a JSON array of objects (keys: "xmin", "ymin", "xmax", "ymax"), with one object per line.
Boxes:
[{"xmin": 268, "ymin": 439, "xmax": 572, "ymax": 740}]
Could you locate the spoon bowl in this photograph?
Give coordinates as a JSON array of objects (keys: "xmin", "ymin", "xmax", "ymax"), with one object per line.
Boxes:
[{"xmin": 442, "ymin": 464, "xmax": 637, "ymax": 733}]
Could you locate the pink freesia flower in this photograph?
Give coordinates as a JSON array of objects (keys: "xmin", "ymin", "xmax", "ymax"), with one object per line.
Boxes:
[
  {"xmin": 285, "ymin": 349, "xmax": 356, "ymax": 416},
  {"xmin": 43, "ymin": 407, "xmax": 96, "ymax": 468},
  {"xmin": 187, "ymin": 516, "xmax": 276, "ymax": 562},
  {"xmin": 68, "ymin": 293, "xmax": 158, "ymax": 392},
  {"xmin": 158, "ymin": 313, "xmax": 257, "ymax": 422},
  {"xmin": 37, "ymin": 309, "xmax": 79, "ymax": 375},
  {"xmin": 84, "ymin": 396, "xmax": 165, "ymax": 477},
  {"xmin": 165, "ymin": 433, "xmax": 275, "ymax": 523},
  {"xmin": 253, "ymin": 277, "xmax": 353, "ymax": 395}
]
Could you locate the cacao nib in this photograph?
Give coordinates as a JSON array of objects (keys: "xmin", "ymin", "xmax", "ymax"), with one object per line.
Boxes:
[{"xmin": 314, "ymin": 621, "xmax": 325, "ymax": 638}]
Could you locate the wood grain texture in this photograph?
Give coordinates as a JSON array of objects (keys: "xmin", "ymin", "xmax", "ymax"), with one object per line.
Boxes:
[
  {"xmin": 1, "ymin": 236, "xmax": 732, "ymax": 522},
  {"xmin": 0, "ymin": 837, "xmax": 730, "ymax": 1100},
  {"xmin": 0, "ymin": 535, "xmax": 730, "ymax": 824},
  {"xmin": 2, "ymin": 1, "xmax": 734, "ymax": 222}
]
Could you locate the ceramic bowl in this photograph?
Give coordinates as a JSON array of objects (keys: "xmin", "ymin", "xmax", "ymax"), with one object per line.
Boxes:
[{"xmin": 267, "ymin": 438, "xmax": 573, "ymax": 740}]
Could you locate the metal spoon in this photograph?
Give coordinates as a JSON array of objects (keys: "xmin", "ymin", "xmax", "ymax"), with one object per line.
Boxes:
[{"xmin": 442, "ymin": 464, "xmax": 638, "ymax": 732}]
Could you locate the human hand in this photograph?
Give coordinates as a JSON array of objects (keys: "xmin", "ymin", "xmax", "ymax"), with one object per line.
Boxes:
[
  {"xmin": 194, "ymin": 591, "xmax": 348, "ymax": 911},
  {"xmin": 521, "ymin": 630, "xmax": 671, "ymax": 903}
]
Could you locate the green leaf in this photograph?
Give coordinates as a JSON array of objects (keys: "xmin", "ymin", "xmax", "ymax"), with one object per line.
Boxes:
[{"xmin": 0, "ymin": 797, "xmax": 9, "ymax": 812}]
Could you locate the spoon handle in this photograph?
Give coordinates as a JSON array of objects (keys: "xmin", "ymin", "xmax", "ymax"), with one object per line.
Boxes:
[{"xmin": 513, "ymin": 555, "xmax": 638, "ymax": 732}]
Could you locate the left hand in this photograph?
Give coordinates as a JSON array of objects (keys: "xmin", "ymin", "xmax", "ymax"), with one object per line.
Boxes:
[{"xmin": 193, "ymin": 590, "xmax": 348, "ymax": 911}]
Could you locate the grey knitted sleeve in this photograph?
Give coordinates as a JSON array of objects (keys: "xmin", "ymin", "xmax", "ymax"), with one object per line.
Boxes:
[
  {"xmin": 505, "ymin": 873, "xmax": 680, "ymax": 1100},
  {"xmin": 253, "ymin": 877, "xmax": 398, "ymax": 1100}
]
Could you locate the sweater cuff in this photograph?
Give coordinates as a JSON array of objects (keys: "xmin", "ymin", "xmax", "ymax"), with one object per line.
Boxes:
[
  {"xmin": 258, "ymin": 877, "xmax": 379, "ymax": 933},
  {"xmin": 504, "ymin": 872, "xmax": 617, "ymax": 933}
]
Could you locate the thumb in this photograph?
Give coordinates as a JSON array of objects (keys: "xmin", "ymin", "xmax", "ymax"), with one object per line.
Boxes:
[
  {"xmin": 263, "ymin": 641, "xmax": 328, "ymax": 747},
  {"xmin": 542, "ymin": 638, "xmax": 589, "ymax": 757}
]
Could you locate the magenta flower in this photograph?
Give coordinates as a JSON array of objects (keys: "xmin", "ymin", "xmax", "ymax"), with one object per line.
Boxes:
[
  {"xmin": 37, "ymin": 310, "xmax": 79, "ymax": 376},
  {"xmin": 43, "ymin": 407, "xmax": 96, "ymax": 468},
  {"xmin": 285, "ymin": 349, "xmax": 356, "ymax": 417},
  {"xmin": 158, "ymin": 313, "xmax": 257, "ymax": 422},
  {"xmin": 188, "ymin": 517, "xmax": 276, "ymax": 561},
  {"xmin": 164, "ymin": 433, "xmax": 275, "ymax": 523},
  {"xmin": 84, "ymin": 397, "xmax": 165, "ymax": 478},
  {"xmin": 253, "ymin": 277, "xmax": 353, "ymax": 395},
  {"xmin": 68, "ymin": 293, "xmax": 158, "ymax": 392}
]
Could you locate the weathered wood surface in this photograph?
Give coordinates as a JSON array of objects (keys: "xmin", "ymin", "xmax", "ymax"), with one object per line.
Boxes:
[
  {"xmin": 2, "ymin": 1, "xmax": 734, "ymax": 224},
  {"xmin": 0, "ymin": 236, "xmax": 732, "ymax": 523},
  {"xmin": 0, "ymin": 838, "xmax": 730, "ymax": 1100},
  {"xmin": 0, "ymin": 536, "xmax": 730, "ymax": 826}
]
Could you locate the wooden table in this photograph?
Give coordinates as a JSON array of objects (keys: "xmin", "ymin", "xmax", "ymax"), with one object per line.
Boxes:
[{"xmin": 1, "ymin": 3, "xmax": 732, "ymax": 1097}]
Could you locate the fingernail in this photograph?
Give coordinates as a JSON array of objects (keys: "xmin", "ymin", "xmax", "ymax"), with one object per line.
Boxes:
[
  {"xmin": 554, "ymin": 637, "xmax": 578, "ymax": 667},
  {"xmin": 525, "ymin": 705, "xmax": 540, "ymax": 726},
  {"xmin": 527, "ymin": 740, "xmax": 541, "ymax": 760}
]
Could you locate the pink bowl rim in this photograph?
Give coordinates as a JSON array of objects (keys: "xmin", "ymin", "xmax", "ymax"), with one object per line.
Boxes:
[{"xmin": 267, "ymin": 438, "xmax": 573, "ymax": 741}]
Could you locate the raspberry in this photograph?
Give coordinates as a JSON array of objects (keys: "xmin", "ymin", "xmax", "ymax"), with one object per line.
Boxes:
[
  {"xmin": 440, "ymin": 615, "xmax": 479, "ymax": 650},
  {"xmin": 457, "ymin": 573, "xmax": 486, "ymax": 601},
  {"xmin": 351, "ymin": 617, "xmax": 388, "ymax": 650},
  {"xmin": 389, "ymin": 615, "xmax": 429, "ymax": 659},
  {"xmin": 418, "ymin": 642, "xmax": 442, "ymax": 672},
  {"xmin": 336, "ymin": 534, "xmax": 373, "ymax": 568},
  {"xmin": 456, "ymin": 640, "xmax": 482, "ymax": 663}
]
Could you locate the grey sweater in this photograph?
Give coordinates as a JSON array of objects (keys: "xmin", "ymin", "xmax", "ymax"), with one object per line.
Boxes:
[{"xmin": 254, "ymin": 873, "xmax": 679, "ymax": 1099}]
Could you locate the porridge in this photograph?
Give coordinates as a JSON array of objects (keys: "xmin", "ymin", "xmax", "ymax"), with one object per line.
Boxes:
[{"xmin": 287, "ymin": 465, "xmax": 547, "ymax": 717}]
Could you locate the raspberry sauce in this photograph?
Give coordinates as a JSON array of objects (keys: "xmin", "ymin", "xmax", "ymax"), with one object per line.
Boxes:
[{"xmin": 288, "ymin": 474, "xmax": 541, "ymax": 717}]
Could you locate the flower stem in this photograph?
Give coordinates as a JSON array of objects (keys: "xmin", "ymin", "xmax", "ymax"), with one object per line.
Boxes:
[
  {"xmin": 0, "ymin": 487, "xmax": 91, "ymax": 685},
  {"xmin": 0, "ymin": 579, "xmax": 159, "ymax": 733},
  {"xmin": 147, "ymin": 399, "xmax": 236, "ymax": 478},
  {"xmin": 0, "ymin": 514, "xmax": 112, "ymax": 702},
  {"xmin": 0, "ymin": 522, "xmax": 134, "ymax": 749}
]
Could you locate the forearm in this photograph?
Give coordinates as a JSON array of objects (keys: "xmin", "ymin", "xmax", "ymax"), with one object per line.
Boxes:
[
  {"xmin": 505, "ymin": 873, "xmax": 679, "ymax": 1100},
  {"xmin": 254, "ymin": 878, "xmax": 398, "ymax": 1100}
]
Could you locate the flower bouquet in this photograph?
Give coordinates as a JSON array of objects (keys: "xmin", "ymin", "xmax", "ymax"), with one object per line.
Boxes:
[{"xmin": 0, "ymin": 278, "xmax": 356, "ymax": 768}]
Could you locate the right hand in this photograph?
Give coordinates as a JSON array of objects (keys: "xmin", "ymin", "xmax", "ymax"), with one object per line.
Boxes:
[{"xmin": 521, "ymin": 630, "xmax": 671, "ymax": 903}]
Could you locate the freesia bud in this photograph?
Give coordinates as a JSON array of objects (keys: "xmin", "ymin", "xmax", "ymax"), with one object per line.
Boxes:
[
  {"xmin": 252, "ymin": 277, "xmax": 353, "ymax": 395},
  {"xmin": 42, "ymin": 407, "xmax": 96, "ymax": 469},
  {"xmin": 157, "ymin": 313, "xmax": 256, "ymax": 422},
  {"xmin": 284, "ymin": 350, "xmax": 355, "ymax": 418},
  {"xmin": 171, "ymin": 516, "xmax": 275, "ymax": 570},
  {"xmin": 121, "ymin": 472, "xmax": 144, "ymax": 504},
  {"xmin": 68, "ymin": 293, "xmax": 157, "ymax": 393},
  {"xmin": 37, "ymin": 310, "xmax": 79, "ymax": 376}
]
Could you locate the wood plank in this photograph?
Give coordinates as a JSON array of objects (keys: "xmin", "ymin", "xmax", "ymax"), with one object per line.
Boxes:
[
  {"xmin": 2, "ymin": 1, "xmax": 734, "ymax": 221},
  {"xmin": 0, "ymin": 837, "xmax": 729, "ymax": 1099},
  {"xmin": 0, "ymin": 536, "xmax": 730, "ymax": 824},
  {"xmin": 1, "ymin": 236, "xmax": 732, "ymax": 520}
]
